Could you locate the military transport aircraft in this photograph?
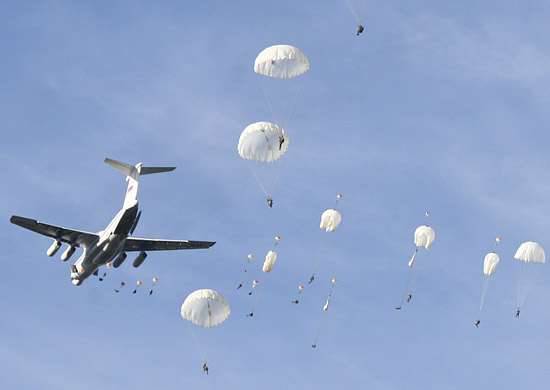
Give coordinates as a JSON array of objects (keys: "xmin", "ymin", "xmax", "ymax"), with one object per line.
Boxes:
[{"xmin": 10, "ymin": 158, "xmax": 215, "ymax": 286}]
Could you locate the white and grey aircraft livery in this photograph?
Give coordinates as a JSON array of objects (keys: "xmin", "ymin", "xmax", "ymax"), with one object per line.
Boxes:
[{"xmin": 10, "ymin": 158, "xmax": 215, "ymax": 286}]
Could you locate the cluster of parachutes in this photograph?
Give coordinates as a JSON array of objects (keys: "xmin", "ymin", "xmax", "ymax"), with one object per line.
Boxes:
[
  {"xmin": 176, "ymin": 13, "xmax": 548, "ymax": 372},
  {"xmin": 476, "ymin": 240, "xmax": 546, "ymax": 325},
  {"xmin": 237, "ymin": 45, "xmax": 310, "ymax": 206}
]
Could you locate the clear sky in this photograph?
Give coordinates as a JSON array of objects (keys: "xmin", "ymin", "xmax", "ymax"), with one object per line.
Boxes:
[{"xmin": 2, "ymin": 1, "xmax": 550, "ymax": 389}]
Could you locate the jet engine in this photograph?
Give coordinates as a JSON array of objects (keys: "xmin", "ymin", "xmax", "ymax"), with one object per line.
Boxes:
[
  {"xmin": 61, "ymin": 245, "xmax": 76, "ymax": 261},
  {"xmin": 112, "ymin": 252, "xmax": 127, "ymax": 268},
  {"xmin": 47, "ymin": 240, "xmax": 62, "ymax": 257},
  {"xmin": 132, "ymin": 251, "xmax": 147, "ymax": 268}
]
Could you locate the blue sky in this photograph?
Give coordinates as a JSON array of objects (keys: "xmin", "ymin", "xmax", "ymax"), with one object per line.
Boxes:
[{"xmin": 2, "ymin": 1, "xmax": 550, "ymax": 389}]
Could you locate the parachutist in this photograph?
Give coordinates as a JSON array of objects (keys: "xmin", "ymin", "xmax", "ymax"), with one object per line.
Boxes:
[
  {"xmin": 132, "ymin": 289, "xmax": 137, "ymax": 294},
  {"xmin": 291, "ymin": 299, "xmax": 299, "ymax": 304},
  {"xmin": 202, "ymin": 362, "xmax": 209, "ymax": 375},
  {"xmin": 406, "ymin": 294, "xmax": 413, "ymax": 303},
  {"xmin": 308, "ymin": 274, "xmax": 315, "ymax": 285},
  {"xmin": 267, "ymin": 197, "xmax": 273, "ymax": 208},
  {"xmin": 149, "ymin": 289, "xmax": 153, "ymax": 295},
  {"xmin": 474, "ymin": 320, "xmax": 481, "ymax": 328},
  {"xmin": 248, "ymin": 291, "xmax": 253, "ymax": 296},
  {"xmin": 311, "ymin": 344, "xmax": 317, "ymax": 349},
  {"xmin": 395, "ymin": 306, "xmax": 402, "ymax": 310},
  {"xmin": 278, "ymin": 135, "xmax": 285, "ymax": 150},
  {"xmin": 237, "ymin": 283, "xmax": 243, "ymax": 290},
  {"xmin": 246, "ymin": 312, "xmax": 254, "ymax": 318},
  {"xmin": 356, "ymin": 24, "xmax": 364, "ymax": 36},
  {"xmin": 515, "ymin": 309, "xmax": 521, "ymax": 318},
  {"xmin": 114, "ymin": 289, "xmax": 120, "ymax": 293}
]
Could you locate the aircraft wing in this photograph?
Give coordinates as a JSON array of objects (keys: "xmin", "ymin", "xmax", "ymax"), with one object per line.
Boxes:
[
  {"xmin": 124, "ymin": 237, "xmax": 216, "ymax": 251},
  {"xmin": 10, "ymin": 215, "xmax": 98, "ymax": 247}
]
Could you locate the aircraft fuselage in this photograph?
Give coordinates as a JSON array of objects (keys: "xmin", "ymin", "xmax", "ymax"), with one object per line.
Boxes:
[{"xmin": 70, "ymin": 203, "xmax": 139, "ymax": 285}]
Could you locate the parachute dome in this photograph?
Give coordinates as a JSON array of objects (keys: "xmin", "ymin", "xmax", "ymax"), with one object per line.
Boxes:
[
  {"xmin": 414, "ymin": 225, "xmax": 436, "ymax": 249},
  {"xmin": 263, "ymin": 250, "xmax": 278, "ymax": 273},
  {"xmin": 320, "ymin": 209, "xmax": 342, "ymax": 232},
  {"xmin": 483, "ymin": 252, "xmax": 500, "ymax": 276},
  {"xmin": 238, "ymin": 122, "xmax": 289, "ymax": 163},
  {"xmin": 180, "ymin": 289, "xmax": 231, "ymax": 328},
  {"xmin": 254, "ymin": 45, "xmax": 310, "ymax": 79},
  {"xmin": 514, "ymin": 241, "xmax": 546, "ymax": 264}
]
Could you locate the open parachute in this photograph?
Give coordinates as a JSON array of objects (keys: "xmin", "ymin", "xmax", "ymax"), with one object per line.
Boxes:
[
  {"xmin": 180, "ymin": 289, "xmax": 231, "ymax": 328},
  {"xmin": 408, "ymin": 225, "xmax": 436, "ymax": 268},
  {"xmin": 514, "ymin": 241, "xmax": 545, "ymax": 264},
  {"xmin": 320, "ymin": 209, "xmax": 342, "ymax": 232},
  {"xmin": 513, "ymin": 241, "xmax": 545, "ymax": 318},
  {"xmin": 254, "ymin": 45, "xmax": 310, "ymax": 79},
  {"xmin": 477, "ymin": 251, "xmax": 500, "ymax": 319},
  {"xmin": 483, "ymin": 252, "xmax": 500, "ymax": 276},
  {"xmin": 414, "ymin": 225, "xmax": 436, "ymax": 250},
  {"xmin": 238, "ymin": 121, "xmax": 289, "ymax": 163}
]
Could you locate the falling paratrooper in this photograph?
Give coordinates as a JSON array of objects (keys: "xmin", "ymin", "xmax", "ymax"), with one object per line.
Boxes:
[
  {"xmin": 180, "ymin": 289, "xmax": 231, "ymax": 375},
  {"xmin": 475, "ymin": 245, "xmax": 501, "ymax": 327},
  {"xmin": 237, "ymin": 121, "xmax": 290, "ymax": 208},
  {"xmin": 396, "ymin": 224, "xmax": 436, "ymax": 310},
  {"xmin": 513, "ymin": 241, "xmax": 545, "ymax": 319}
]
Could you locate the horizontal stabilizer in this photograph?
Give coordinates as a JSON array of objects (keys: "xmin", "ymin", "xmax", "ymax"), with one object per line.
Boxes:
[
  {"xmin": 140, "ymin": 166, "xmax": 176, "ymax": 175},
  {"xmin": 105, "ymin": 158, "xmax": 176, "ymax": 176},
  {"xmin": 104, "ymin": 158, "xmax": 134, "ymax": 177}
]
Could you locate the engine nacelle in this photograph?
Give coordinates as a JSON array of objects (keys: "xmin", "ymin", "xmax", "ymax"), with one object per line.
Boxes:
[
  {"xmin": 132, "ymin": 251, "xmax": 147, "ymax": 268},
  {"xmin": 112, "ymin": 252, "xmax": 127, "ymax": 268},
  {"xmin": 47, "ymin": 240, "xmax": 62, "ymax": 257},
  {"xmin": 61, "ymin": 246, "xmax": 76, "ymax": 262}
]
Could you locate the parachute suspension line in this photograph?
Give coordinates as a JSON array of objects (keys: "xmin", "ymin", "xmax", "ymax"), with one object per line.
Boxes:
[
  {"xmin": 408, "ymin": 248, "xmax": 418, "ymax": 269},
  {"xmin": 280, "ymin": 81, "xmax": 305, "ymax": 130},
  {"xmin": 260, "ymin": 82, "xmax": 277, "ymax": 122},
  {"xmin": 479, "ymin": 277, "xmax": 490, "ymax": 312},
  {"xmin": 343, "ymin": 0, "xmax": 361, "ymax": 24},
  {"xmin": 516, "ymin": 263, "xmax": 525, "ymax": 309},
  {"xmin": 396, "ymin": 250, "xmax": 418, "ymax": 309},
  {"xmin": 311, "ymin": 278, "xmax": 337, "ymax": 349},
  {"xmin": 246, "ymin": 164, "xmax": 269, "ymax": 197},
  {"xmin": 516, "ymin": 263, "xmax": 532, "ymax": 310},
  {"xmin": 188, "ymin": 324, "xmax": 209, "ymax": 373}
]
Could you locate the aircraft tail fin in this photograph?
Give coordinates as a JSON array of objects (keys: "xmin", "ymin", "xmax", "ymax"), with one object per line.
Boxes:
[{"xmin": 104, "ymin": 158, "xmax": 176, "ymax": 208}]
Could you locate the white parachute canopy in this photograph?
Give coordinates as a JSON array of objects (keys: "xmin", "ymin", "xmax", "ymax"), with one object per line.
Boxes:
[
  {"xmin": 180, "ymin": 289, "xmax": 231, "ymax": 328},
  {"xmin": 263, "ymin": 250, "xmax": 278, "ymax": 273},
  {"xmin": 238, "ymin": 122, "xmax": 289, "ymax": 163},
  {"xmin": 254, "ymin": 45, "xmax": 310, "ymax": 79},
  {"xmin": 320, "ymin": 209, "xmax": 342, "ymax": 232},
  {"xmin": 483, "ymin": 252, "xmax": 500, "ymax": 276},
  {"xmin": 514, "ymin": 241, "xmax": 546, "ymax": 264},
  {"xmin": 414, "ymin": 225, "xmax": 436, "ymax": 249}
]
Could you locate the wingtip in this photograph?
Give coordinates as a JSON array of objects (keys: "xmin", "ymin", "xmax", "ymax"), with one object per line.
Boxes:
[{"xmin": 9, "ymin": 215, "xmax": 26, "ymax": 224}]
